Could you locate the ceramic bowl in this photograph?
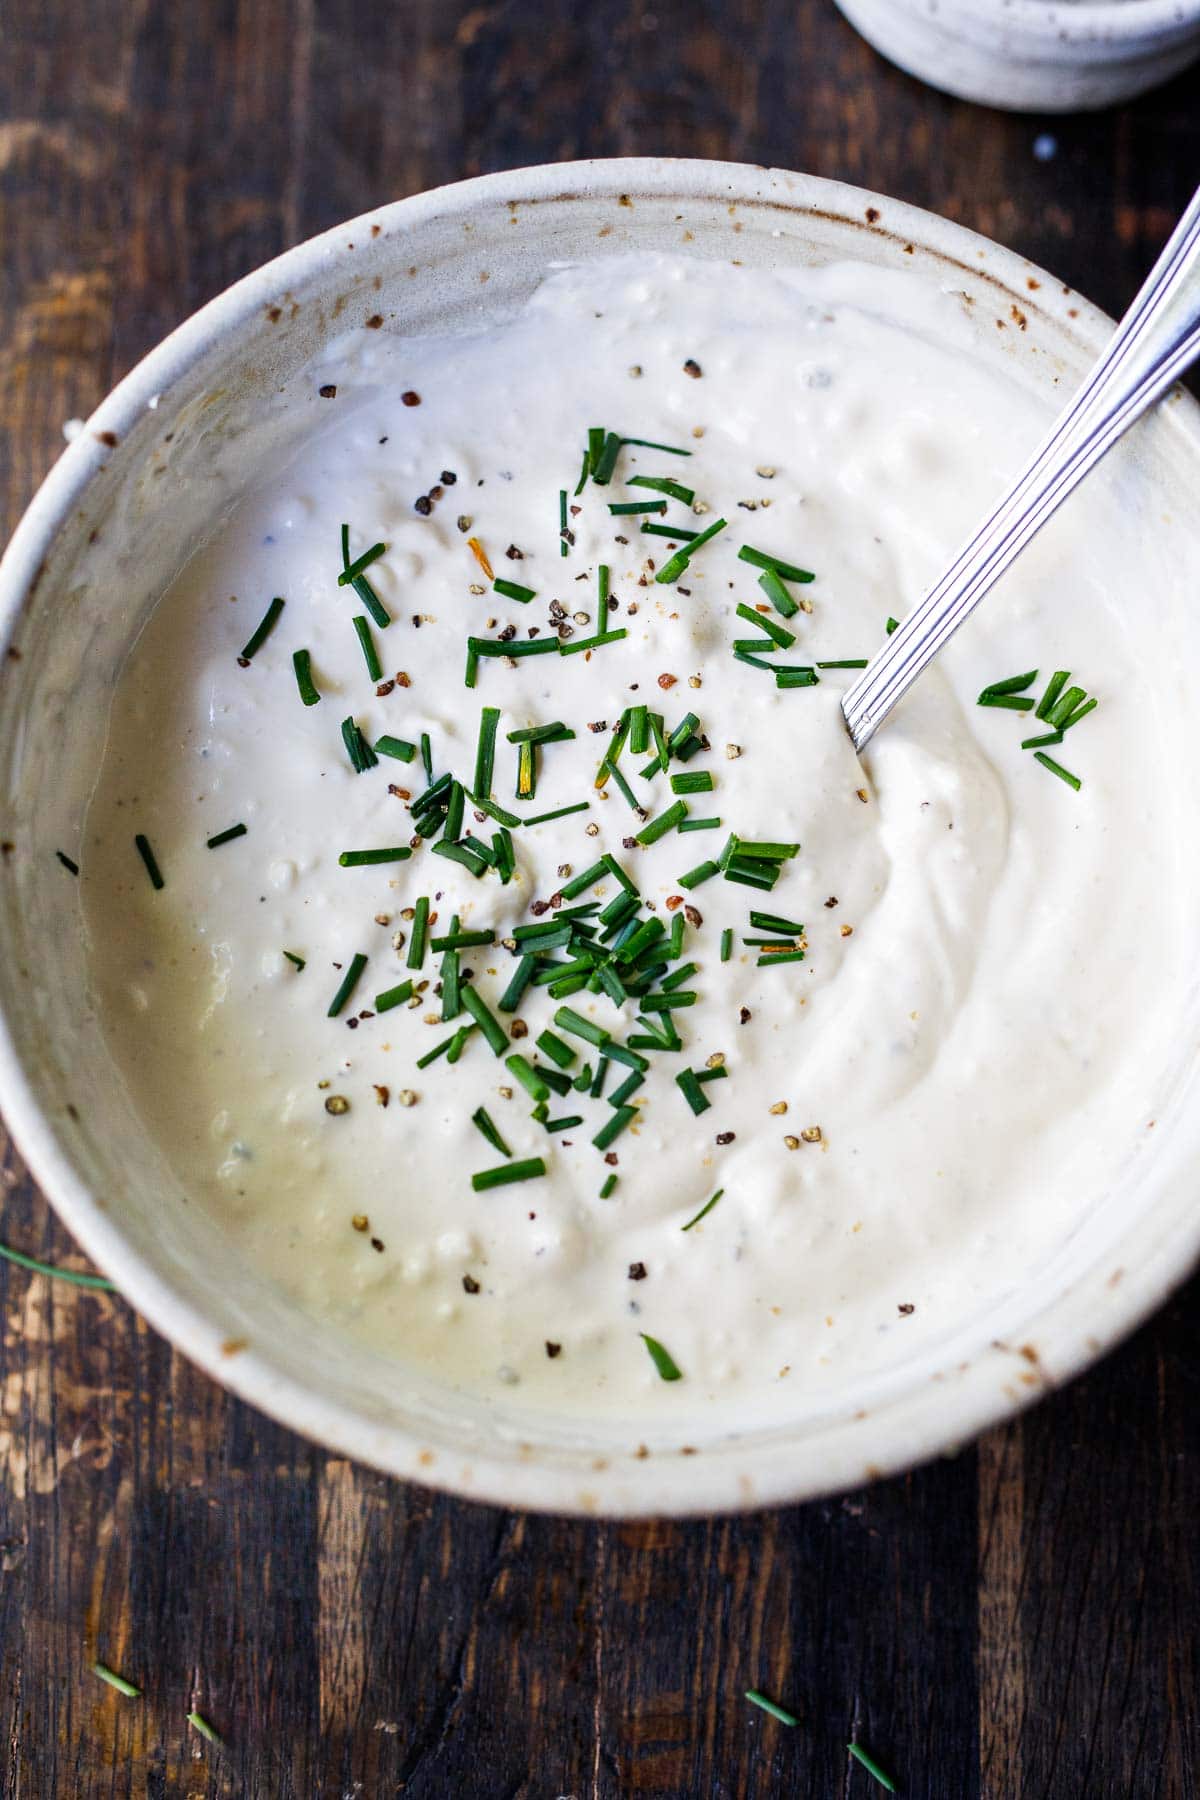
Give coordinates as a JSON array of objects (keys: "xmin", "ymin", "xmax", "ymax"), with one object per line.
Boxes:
[{"xmin": 2, "ymin": 159, "xmax": 1199, "ymax": 1516}]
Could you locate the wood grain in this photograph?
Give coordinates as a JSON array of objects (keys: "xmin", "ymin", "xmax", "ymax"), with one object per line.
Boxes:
[{"xmin": 0, "ymin": 1, "xmax": 1197, "ymax": 1792}]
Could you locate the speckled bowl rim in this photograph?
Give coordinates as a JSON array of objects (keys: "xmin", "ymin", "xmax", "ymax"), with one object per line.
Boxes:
[{"xmin": 2, "ymin": 158, "xmax": 1199, "ymax": 1517}]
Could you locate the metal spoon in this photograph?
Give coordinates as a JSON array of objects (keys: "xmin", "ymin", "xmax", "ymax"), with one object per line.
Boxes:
[{"xmin": 842, "ymin": 185, "xmax": 1200, "ymax": 753}]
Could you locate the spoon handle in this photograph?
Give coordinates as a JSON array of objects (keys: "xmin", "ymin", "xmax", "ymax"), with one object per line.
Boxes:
[{"xmin": 842, "ymin": 185, "xmax": 1200, "ymax": 753}]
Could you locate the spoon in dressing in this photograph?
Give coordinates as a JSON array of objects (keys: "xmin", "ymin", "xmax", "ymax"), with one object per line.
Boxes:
[{"xmin": 842, "ymin": 185, "xmax": 1200, "ymax": 752}]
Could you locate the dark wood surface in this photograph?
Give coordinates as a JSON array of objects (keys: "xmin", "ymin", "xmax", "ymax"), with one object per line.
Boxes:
[{"xmin": 0, "ymin": 4, "xmax": 1197, "ymax": 1794}]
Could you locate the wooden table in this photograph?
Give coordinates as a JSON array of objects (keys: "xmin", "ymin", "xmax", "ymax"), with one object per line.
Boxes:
[{"xmin": 1, "ymin": 5, "xmax": 1197, "ymax": 1793}]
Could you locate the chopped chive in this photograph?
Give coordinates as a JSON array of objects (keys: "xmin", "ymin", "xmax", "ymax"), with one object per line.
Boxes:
[
  {"xmin": 1045, "ymin": 683, "xmax": 1087, "ymax": 730},
  {"xmin": 374, "ymin": 979, "xmax": 414, "ymax": 1013},
  {"xmin": 1035, "ymin": 669, "xmax": 1070, "ymax": 721},
  {"xmin": 493, "ymin": 577, "xmax": 536, "ymax": 604},
  {"xmin": 338, "ymin": 847, "xmax": 412, "ymax": 867},
  {"xmin": 1059, "ymin": 694, "xmax": 1097, "ymax": 732},
  {"xmin": 745, "ymin": 1689, "xmax": 798, "ymax": 1726},
  {"xmin": 416, "ymin": 1031, "xmax": 457, "ymax": 1069},
  {"xmin": 91, "ymin": 1661, "xmax": 141, "ymax": 1696},
  {"xmin": 544, "ymin": 1113, "xmax": 585, "ymax": 1133},
  {"xmin": 467, "ymin": 790, "xmax": 523, "ymax": 829},
  {"xmin": 516, "ymin": 740, "xmax": 536, "ymax": 800},
  {"xmin": 472, "ymin": 705, "xmax": 500, "ymax": 800},
  {"xmin": 734, "ymin": 637, "xmax": 782, "ymax": 656},
  {"xmin": 815, "ymin": 659, "xmax": 869, "ymax": 670},
  {"xmin": 593, "ymin": 1104, "xmax": 637, "ymax": 1150},
  {"xmin": 134, "ymin": 833, "xmax": 164, "ymax": 890},
  {"xmin": 591, "ymin": 431, "xmax": 622, "ymax": 484},
  {"xmin": 736, "ymin": 840, "xmax": 798, "ymax": 861},
  {"xmin": 602, "ymin": 1042, "xmax": 649, "ymax": 1073},
  {"xmin": 472, "ymin": 1156, "xmax": 547, "ymax": 1191},
  {"xmin": 430, "ymin": 928, "xmax": 496, "ymax": 952},
  {"xmin": 751, "ymin": 909, "xmax": 804, "ymax": 933},
  {"xmin": 676, "ymin": 1068, "xmax": 710, "ymax": 1114},
  {"xmin": 656, "ymin": 515, "xmax": 727, "ymax": 584},
  {"xmin": 472, "ymin": 1106, "xmax": 511, "ymax": 1157},
  {"xmin": 460, "ymin": 985, "xmax": 508, "ymax": 1056},
  {"xmin": 559, "ymin": 488, "xmax": 569, "ymax": 557},
  {"xmin": 629, "ymin": 474, "xmax": 696, "ymax": 504},
  {"xmin": 629, "ymin": 705, "xmax": 649, "ymax": 755},
  {"xmin": 555, "ymin": 1005, "xmax": 609, "ymax": 1048},
  {"xmin": 375, "ymin": 735, "xmax": 418, "ymax": 763},
  {"xmin": 293, "ymin": 647, "xmax": 320, "ymax": 705},
  {"xmin": 734, "ymin": 649, "xmax": 777, "ymax": 673},
  {"xmin": 420, "ymin": 732, "xmax": 433, "ymax": 782},
  {"xmin": 283, "ymin": 951, "xmax": 305, "ymax": 970},
  {"xmin": 886, "ymin": 616, "xmax": 899, "ymax": 634},
  {"xmin": 636, "ymin": 800, "xmax": 688, "ymax": 845},
  {"xmin": 599, "ymin": 1172, "xmax": 618, "ymax": 1199},
  {"xmin": 337, "ymin": 540, "xmax": 387, "ymax": 586},
  {"xmin": 641, "ymin": 990, "xmax": 696, "ymax": 1010},
  {"xmin": 695, "ymin": 1065, "xmax": 727, "ymax": 1086},
  {"xmin": 678, "ymin": 858, "xmax": 720, "ymax": 890},
  {"xmin": 670, "ymin": 771, "xmax": 713, "ymax": 795},
  {"xmin": 536, "ymin": 1029, "xmax": 577, "ymax": 1068},
  {"xmin": 558, "ymin": 858, "xmax": 608, "ymax": 901},
  {"xmin": 352, "ymin": 614, "xmax": 383, "ymax": 681},
  {"xmin": 206, "ymin": 823, "xmax": 247, "ymax": 849},
  {"xmin": 978, "ymin": 693, "xmax": 1036, "ymax": 712},
  {"xmin": 775, "ymin": 666, "xmax": 820, "ymax": 689},
  {"xmin": 447, "ymin": 1023, "xmax": 476, "ymax": 1065},
  {"xmin": 440, "ymin": 915, "xmax": 462, "ymax": 1021},
  {"xmin": 238, "ymin": 595, "xmax": 285, "ymax": 662},
  {"xmin": 574, "ymin": 442, "xmax": 593, "ymax": 495},
  {"xmin": 559, "ymin": 627, "xmax": 628, "ymax": 658},
  {"xmin": 736, "ymin": 602, "xmax": 796, "ymax": 649},
  {"xmin": 186, "ymin": 1711, "xmax": 223, "ymax": 1747},
  {"xmin": 641, "ymin": 521, "xmax": 699, "ymax": 542},
  {"xmin": 432, "ymin": 840, "xmax": 489, "ymax": 877},
  {"xmin": 678, "ymin": 816, "xmax": 720, "ymax": 832},
  {"xmin": 0, "ymin": 1244, "xmax": 113, "ymax": 1290},
  {"xmin": 507, "ymin": 721, "xmax": 575, "ymax": 745},
  {"xmin": 979, "ymin": 669, "xmax": 1038, "ymax": 699},
  {"xmin": 599, "ymin": 561, "xmax": 612, "ymax": 622},
  {"xmin": 847, "ymin": 1744, "xmax": 897, "ymax": 1792},
  {"xmin": 757, "ymin": 568, "xmax": 799, "ymax": 619},
  {"xmin": 499, "ymin": 954, "xmax": 536, "ymax": 1012},
  {"xmin": 608, "ymin": 1066, "xmax": 645, "ymax": 1107},
  {"xmin": 639, "ymin": 1332, "xmax": 682, "ymax": 1380},
  {"xmin": 1020, "ymin": 729, "xmax": 1064, "ymax": 750},
  {"xmin": 341, "ymin": 715, "xmax": 378, "ymax": 774},
  {"xmin": 756, "ymin": 948, "xmax": 806, "ymax": 966},
  {"xmin": 327, "ymin": 952, "xmax": 368, "ymax": 1017},
  {"xmin": 609, "ymin": 500, "xmax": 667, "ymax": 516},
  {"xmin": 56, "ymin": 850, "xmax": 80, "ymax": 875},
  {"xmin": 601, "ymin": 854, "xmax": 638, "ymax": 896},
  {"xmin": 661, "ymin": 960, "xmax": 698, "ymax": 991},
  {"xmin": 1034, "ymin": 751, "xmax": 1082, "ymax": 791},
  {"xmin": 737, "ymin": 546, "xmax": 815, "ymax": 584},
  {"xmin": 506, "ymin": 1053, "xmax": 550, "ymax": 1102},
  {"xmin": 622, "ymin": 435, "xmax": 692, "ymax": 457},
  {"xmin": 406, "ymin": 896, "xmax": 429, "ymax": 969},
  {"xmin": 720, "ymin": 928, "xmax": 733, "ymax": 962}
]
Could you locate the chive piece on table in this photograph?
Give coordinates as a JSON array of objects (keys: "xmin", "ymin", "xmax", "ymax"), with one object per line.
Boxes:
[
  {"xmin": 636, "ymin": 800, "xmax": 688, "ymax": 846},
  {"xmin": 293, "ymin": 647, "xmax": 320, "ymax": 706},
  {"xmin": 524, "ymin": 801, "xmax": 590, "ymax": 827},
  {"xmin": 56, "ymin": 850, "xmax": 80, "ymax": 875},
  {"xmin": 979, "ymin": 669, "xmax": 1038, "ymax": 700},
  {"xmin": 407, "ymin": 896, "xmax": 429, "ymax": 970},
  {"xmin": 339, "ymin": 847, "xmax": 412, "ymax": 866},
  {"xmin": 670, "ymin": 770, "xmax": 713, "ymax": 795},
  {"xmin": 745, "ymin": 1688, "xmax": 798, "ymax": 1725},
  {"xmin": 608, "ymin": 500, "xmax": 667, "ymax": 516},
  {"xmin": 736, "ymin": 602, "xmax": 795, "ymax": 649},
  {"xmin": 656, "ymin": 516, "xmax": 727, "ymax": 585},
  {"xmin": 206, "ymin": 823, "xmax": 247, "ymax": 850},
  {"xmin": 238, "ymin": 595, "xmax": 285, "ymax": 662},
  {"xmin": 847, "ymin": 1743, "xmax": 897, "ymax": 1792},
  {"xmin": 460, "ymin": 984, "xmax": 509, "ymax": 1056},
  {"xmin": 341, "ymin": 716, "xmax": 378, "ymax": 774},
  {"xmin": 640, "ymin": 1332, "xmax": 683, "ymax": 1381},
  {"xmin": 593, "ymin": 1104, "xmax": 636, "ymax": 1151},
  {"xmin": 374, "ymin": 979, "xmax": 414, "ymax": 1013},
  {"xmin": 375, "ymin": 735, "xmax": 418, "ymax": 763},
  {"xmin": 134, "ymin": 833, "xmax": 164, "ymax": 890},
  {"xmin": 737, "ymin": 545, "xmax": 816, "ymax": 584},
  {"xmin": 629, "ymin": 475, "xmax": 696, "ymax": 504},
  {"xmin": 472, "ymin": 1156, "xmax": 547, "ymax": 1191},
  {"xmin": 0, "ymin": 1244, "xmax": 114, "ymax": 1290},
  {"xmin": 757, "ymin": 568, "xmax": 799, "ymax": 619},
  {"xmin": 91, "ymin": 1662, "xmax": 141, "ymax": 1697},
  {"xmin": 676, "ymin": 1068, "xmax": 710, "ymax": 1115},
  {"xmin": 352, "ymin": 614, "xmax": 383, "ymax": 681},
  {"xmin": 186, "ymin": 1712, "xmax": 224, "ymax": 1747},
  {"xmin": 815, "ymin": 659, "xmax": 869, "ymax": 670},
  {"xmin": 977, "ymin": 693, "xmax": 1035, "ymax": 712},
  {"xmin": 559, "ymin": 628, "xmax": 627, "ymax": 658},
  {"xmin": 720, "ymin": 927, "xmax": 733, "ymax": 962},
  {"xmin": 678, "ymin": 859, "xmax": 720, "ymax": 891},
  {"xmin": 493, "ymin": 577, "xmax": 536, "ymax": 604},
  {"xmin": 472, "ymin": 1106, "xmax": 511, "ymax": 1157},
  {"xmin": 327, "ymin": 952, "xmax": 368, "ymax": 1017},
  {"xmin": 886, "ymin": 616, "xmax": 899, "ymax": 634},
  {"xmin": 1033, "ymin": 751, "xmax": 1082, "ymax": 791},
  {"xmin": 1035, "ymin": 669, "xmax": 1070, "ymax": 720},
  {"xmin": 474, "ymin": 705, "xmax": 500, "ymax": 799}
]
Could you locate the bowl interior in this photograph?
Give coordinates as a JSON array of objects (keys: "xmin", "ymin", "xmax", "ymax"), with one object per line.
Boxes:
[{"xmin": 4, "ymin": 161, "xmax": 1200, "ymax": 1514}]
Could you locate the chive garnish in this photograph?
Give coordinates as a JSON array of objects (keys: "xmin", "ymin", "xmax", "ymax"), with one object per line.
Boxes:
[
  {"xmin": 1034, "ymin": 751, "xmax": 1082, "ymax": 791},
  {"xmin": 559, "ymin": 628, "xmax": 628, "ymax": 658},
  {"xmin": 506, "ymin": 1053, "xmax": 551, "ymax": 1102},
  {"xmin": 757, "ymin": 568, "xmax": 799, "ymax": 619},
  {"xmin": 293, "ymin": 648, "xmax": 320, "ymax": 705},
  {"xmin": 430, "ymin": 928, "xmax": 496, "ymax": 951},
  {"xmin": 736, "ymin": 602, "xmax": 796, "ymax": 649},
  {"xmin": 656, "ymin": 516, "xmax": 727, "ymax": 584},
  {"xmin": 599, "ymin": 1173, "xmax": 618, "ymax": 1199},
  {"xmin": 977, "ymin": 692, "xmax": 1035, "ymax": 712},
  {"xmin": 498, "ymin": 954, "xmax": 536, "ymax": 1012},
  {"xmin": 1045, "ymin": 683, "xmax": 1087, "ymax": 729},
  {"xmin": 92, "ymin": 1662, "xmax": 141, "ymax": 1697},
  {"xmin": 559, "ymin": 488, "xmax": 569, "ymax": 557},
  {"xmin": 440, "ymin": 914, "xmax": 462, "ymax": 1021},
  {"xmin": 516, "ymin": 740, "xmax": 536, "ymax": 800},
  {"xmin": 678, "ymin": 817, "xmax": 721, "ymax": 832},
  {"xmin": 636, "ymin": 800, "xmax": 688, "ymax": 845},
  {"xmin": 341, "ymin": 716, "xmax": 378, "ymax": 773},
  {"xmin": 471, "ymin": 705, "xmax": 500, "ymax": 800},
  {"xmin": 622, "ymin": 435, "xmax": 693, "ymax": 456},
  {"xmin": 341, "ymin": 524, "xmax": 390, "ymax": 627},
  {"xmin": 327, "ymin": 952, "xmax": 367, "ymax": 1017},
  {"xmin": 555, "ymin": 1005, "xmax": 609, "ymax": 1048},
  {"xmin": 186, "ymin": 1711, "xmax": 223, "ymax": 1747},
  {"xmin": 460, "ymin": 985, "xmax": 509, "ymax": 1056},
  {"xmin": 750, "ymin": 909, "xmax": 803, "ymax": 933},
  {"xmin": 134, "ymin": 833, "xmax": 164, "ymax": 890},
  {"xmin": 283, "ymin": 950, "xmax": 305, "ymax": 970},
  {"xmin": 239, "ymin": 595, "xmax": 285, "ymax": 662},
  {"xmin": 680, "ymin": 1188, "xmax": 726, "ymax": 1231},
  {"xmin": 720, "ymin": 928, "xmax": 733, "ymax": 962},
  {"xmin": 493, "ymin": 577, "xmax": 536, "ymax": 604},
  {"xmin": 1035, "ymin": 669, "xmax": 1069, "ymax": 720},
  {"xmin": 593, "ymin": 1104, "xmax": 637, "ymax": 1150},
  {"xmin": 523, "ymin": 800, "xmax": 590, "ymax": 827},
  {"xmin": 0, "ymin": 1243, "xmax": 114, "ymax": 1290},
  {"xmin": 745, "ymin": 1689, "xmax": 798, "ymax": 1726},
  {"xmin": 536, "ymin": 1029, "xmax": 577, "ymax": 1068},
  {"xmin": 815, "ymin": 659, "xmax": 869, "ymax": 670},
  {"xmin": 56, "ymin": 850, "xmax": 80, "ymax": 874},
  {"xmin": 886, "ymin": 616, "xmax": 899, "ymax": 634},
  {"xmin": 339, "ymin": 847, "xmax": 412, "ymax": 866},
  {"xmin": 432, "ymin": 840, "xmax": 489, "ymax": 877},
  {"xmin": 1059, "ymin": 694, "xmax": 1098, "ymax": 732},
  {"xmin": 206, "ymin": 823, "xmax": 247, "ymax": 849},
  {"xmin": 641, "ymin": 521, "xmax": 699, "ymax": 542},
  {"xmin": 557, "ymin": 858, "xmax": 608, "ymax": 901},
  {"xmin": 629, "ymin": 474, "xmax": 696, "ymax": 505},
  {"xmin": 472, "ymin": 1157, "xmax": 547, "ymax": 1191},
  {"xmin": 1020, "ymin": 729, "xmax": 1063, "ymax": 750},
  {"xmin": 508, "ymin": 721, "xmax": 575, "ymax": 745},
  {"xmin": 406, "ymin": 896, "xmax": 429, "ymax": 969},
  {"xmin": 979, "ymin": 670, "xmax": 1038, "ymax": 700},
  {"xmin": 472, "ymin": 1106, "xmax": 511, "ymax": 1157},
  {"xmin": 670, "ymin": 770, "xmax": 713, "ymax": 795},
  {"xmin": 737, "ymin": 546, "xmax": 815, "ymax": 583},
  {"xmin": 756, "ymin": 948, "xmax": 805, "ymax": 966},
  {"xmin": 337, "ymin": 540, "xmax": 387, "ymax": 586},
  {"xmin": 545, "ymin": 1113, "xmax": 585, "ymax": 1133},
  {"xmin": 847, "ymin": 1744, "xmax": 897, "ymax": 1792},
  {"xmin": 374, "ymin": 979, "xmax": 414, "ymax": 1013},
  {"xmin": 640, "ymin": 1332, "xmax": 682, "ymax": 1380},
  {"xmin": 420, "ymin": 732, "xmax": 433, "ymax": 782},
  {"xmin": 352, "ymin": 614, "xmax": 383, "ymax": 681},
  {"xmin": 609, "ymin": 500, "xmax": 667, "ymax": 516},
  {"xmin": 775, "ymin": 666, "xmax": 820, "ymax": 689},
  {"xmin": 375, "ymin": 735, "xmax": 417, "ymax": 763},
  {"xmin": 676, "ymin": 1068, "xmax": 711, "ymax": 1114},
  {"xmin": 678, "ymin": 858, "xmax": 720, "ymax": 890}
]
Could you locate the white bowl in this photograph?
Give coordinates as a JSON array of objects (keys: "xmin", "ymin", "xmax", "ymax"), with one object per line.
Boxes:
[
  {"xmin": 835, "ymin": 0, "xmax": 1200, "ymax": 110},
  {"xmin": 2, "ymin": 159, "xmax": 1200, "ymax": 1517}
]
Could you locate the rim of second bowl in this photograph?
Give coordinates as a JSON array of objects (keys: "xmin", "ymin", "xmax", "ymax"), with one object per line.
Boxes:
[{"xmin": 1, "ymin": 157, "xmax": 1199, "ymax": 1516}]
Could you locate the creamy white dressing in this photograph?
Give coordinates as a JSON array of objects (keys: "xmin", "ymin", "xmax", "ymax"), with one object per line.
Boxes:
[{"xmin": 80, "ymin": 255, "xmax": 1187, "ymax": 1421}]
